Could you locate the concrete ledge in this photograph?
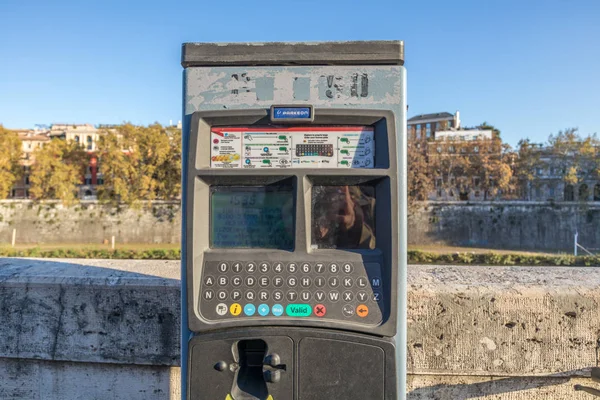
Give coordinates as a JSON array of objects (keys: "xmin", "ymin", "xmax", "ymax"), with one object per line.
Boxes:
[
  {"xmin": 0, "ymin": 258, "xmax": 180, "ymax": 366},
  {"xmin": 1, "ymin": 259, "xmax": 599, "ymax": 398},
  {"xmin": 408, "ymin": 265, "xmax": 600, "ymax": 377}
]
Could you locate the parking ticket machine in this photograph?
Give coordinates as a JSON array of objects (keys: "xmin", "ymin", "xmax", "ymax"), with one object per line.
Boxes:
[{"xmin": 181, "ymin": 41, "xmax": 407, "ymax": 400}]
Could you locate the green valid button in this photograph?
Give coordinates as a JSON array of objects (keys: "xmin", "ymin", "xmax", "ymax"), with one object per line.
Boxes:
[{"xmin": 286, "ymin": 304, "xmax": 312, "ymax": 317}]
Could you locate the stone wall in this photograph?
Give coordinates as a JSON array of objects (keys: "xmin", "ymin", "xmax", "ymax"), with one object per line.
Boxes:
[
  {"xmin": 0, "ymin": 200, "xmax": 181, "ymax": 244},
  {"xmin": 1, "ymin": 258, "xmax": 598, "ymax": 399},
  {"xmin": 2, "ymin": 200, "xmax": 600, "ymax": 251},
  {"xmin": 409, "ymin": 201, "xmax": 600, "ymax": 251}
]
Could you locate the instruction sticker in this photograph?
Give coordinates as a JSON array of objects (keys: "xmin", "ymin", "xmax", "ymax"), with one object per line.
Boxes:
[{"xmin": 210, "ymin": 127, "xmax": 374, "ymax": 169}]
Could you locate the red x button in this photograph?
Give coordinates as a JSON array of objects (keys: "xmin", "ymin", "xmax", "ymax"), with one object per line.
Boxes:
[{"xmin": 314, "ymin": 304, "xmax": 326, "ymax": 317}]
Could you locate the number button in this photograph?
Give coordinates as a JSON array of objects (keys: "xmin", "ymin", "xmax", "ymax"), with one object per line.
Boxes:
[
  {"xmin": 273, "ymin": 290, "xmax": 284, "ymax": 302},
  {"xmin": 301, "ymin": 263, "xmax": 311, "ymax": 273},
  {"xmin": 343, "ymin": 263, "xmax": 353, "ymax": 274},
  {"xmin": 314, "ymin": 277, "xmax": 326, "ymax": 288},
  {"xmin": 218, "ymin": 276, "xmax": 228, "ymax": 286},
  {"xmin": 273, "ymin": 263, "xmax": 284, "ymax": 273},
  {"xmin": 328, "ymin": 276, "xmax": 340, "ymax": 288},
  {"xmin": 259, "ymin": 262, "xmax": 270, "ymax": 273},
  {"xmin": 287, "ymin": 263, "xmax": 297, "ymax": 273},
  {"xmin": 231, "ymin": 276, "xmax": 242, "ymax": 287},
  {"xmin": 204, "ymin": 276, "xmax": 215, "ymax": 286},
  {"xmin": 246, "ymin": 262, "xmax": 256, "ymax": 273},
  {"xmin": 329, "ymin": 263, "xmax": 338, "ymax": 273},
  {"xmin": 357, "ymin": 277, "xmax": 368, "ymax": 288},
  {"xmin": 315, "ymin": 263, "xmax": 325, "ymax": 273},
  {"xmin": 273, "ymin": 276, "xmax": 284, "ymax": 288},
  {"xmin": 218, "ymin": 263, "xmax": 228, "ymax": 273},
  {"xmin": 232, "ymin": 262, "xmax": 242, "ymax": 273}
]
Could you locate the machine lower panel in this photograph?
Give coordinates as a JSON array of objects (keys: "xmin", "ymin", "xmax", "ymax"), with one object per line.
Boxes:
[{"xmin": 187, "ymin": 327, "xmax": 397, "ymax": 400}]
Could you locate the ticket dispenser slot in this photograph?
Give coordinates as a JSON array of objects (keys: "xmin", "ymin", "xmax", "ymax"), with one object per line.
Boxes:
[{"xmin": 181, "ymin": 41, "xmax": 406, "ymax": 400}]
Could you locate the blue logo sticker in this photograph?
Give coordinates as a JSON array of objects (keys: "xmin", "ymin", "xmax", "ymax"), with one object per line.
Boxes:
[{"xmin": 273, "ymin": 107, "xmax": 311, "ymax": 120}]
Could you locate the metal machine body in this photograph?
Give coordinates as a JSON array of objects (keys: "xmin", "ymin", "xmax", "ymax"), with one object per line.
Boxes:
[{"xmin": 181, "ymin": 41, "xmax": 407, "ymax": 400}]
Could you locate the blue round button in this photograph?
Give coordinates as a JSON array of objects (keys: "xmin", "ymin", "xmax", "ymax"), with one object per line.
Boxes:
[
  {"xmin": 263, "ymin": 147, "xmax": 269, "ymax": 153},
  {"xmin": 258, "ymin": 304, "xmax": 270, "ymax": 316},
  {"xmin": 244, "ymin": 304, "xmax": 256, "ymax": 316},
  {"xmin": 245, "ymin": 159, "xmax": 251, "ymax": 164},
  {"xmin": 272, "ymin": 304, "xmax": 284, "ymax": 317}
]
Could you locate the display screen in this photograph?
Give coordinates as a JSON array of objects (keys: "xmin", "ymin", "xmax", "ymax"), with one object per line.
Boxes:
[
  {"xmin": 210, "ymin": 186, "xmax": 294, "ymax": 249},
  {"xmin": 311, "ymin": 185, "xmax": 376, "ymax": 250}
]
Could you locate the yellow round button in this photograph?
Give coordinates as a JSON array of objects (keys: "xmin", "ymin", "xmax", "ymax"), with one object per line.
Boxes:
[{"xmin": 230, "ymin": 303, "xmax": 242, "ymax": 316}]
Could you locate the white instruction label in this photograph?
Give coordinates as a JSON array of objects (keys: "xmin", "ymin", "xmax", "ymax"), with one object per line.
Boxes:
[{"xmin": 210, "ymin": 127, "xmax": 374, "ymax": 169}]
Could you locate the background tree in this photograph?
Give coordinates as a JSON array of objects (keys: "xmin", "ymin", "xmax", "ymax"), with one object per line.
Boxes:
[
  {"xmin": 0, "ymin": 125, "xmax": 22, "ymax": 199},
  {"xmin": 547, "ymin": 128, "xmax": 600, "ymax": 200},
  {"xmin": 514, "ymin": 139, "xmax": 545, "ymax": 200},
  {"xmin": 29, "ymin": 139, "xmax": 89, "ymax": 204},
  {"xmin": 407, "ymin": 143, "xmax": 432, "ymax": 208},
  {"xmin": 429, "ymin": 137, "xmax": 513, "ymax": 201},
  {"xmin": 97, "ymin": 123, "xmax": 181, "ymax": 205}
]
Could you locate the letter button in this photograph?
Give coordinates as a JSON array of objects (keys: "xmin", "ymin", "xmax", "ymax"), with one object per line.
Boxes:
[
  {"xmin": 300, "ymin": 277, "xmax": 312, "ymax": 287},
  {"xmin": 218, "ymin": 276, "xmax": 228, "ymax": 286},
  {"xmin": 203, "ymin": 289, "xmax": 215, "ymax": 301},
  {"xmin": 357, "ymin": 277, "xmax": 368, "ymax": 288},
  {"xmin": 371, "ymin": 277, "xmax": 381, "ymax": 288},
  {"xmin": 204, "ymin": 276, "xmax": 215, "ymax": 287},
  {"xmin": 273, "ymin": 276, "xmax": 284, "ymax": 287},
  {"xmin": 259, "ymin": 276, "xmax": 269, "ymax": 287},
  {"xmin": 231, "ymin": 276, "xmax": 242, "ymax": 287},
  {"xmin": 287, "ymin": 291, "xmax": 298, "ymax": 302},
  {"xmin": 231, "ymin": 290, "xmax": 242, "ymax": 302}
]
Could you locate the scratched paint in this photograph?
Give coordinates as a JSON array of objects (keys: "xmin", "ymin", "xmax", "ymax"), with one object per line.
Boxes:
[{"xmin": 184, "ymin": 66, "xmax": 404, "ymax": 115}]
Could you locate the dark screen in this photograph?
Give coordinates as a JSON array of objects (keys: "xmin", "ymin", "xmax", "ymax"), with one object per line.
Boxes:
[
  {"xmin": 311, "ymin": 185, "xmax": 376, "ymax": 249},
  {"xmin": 210, "ymin": 186, "xmax": 294, "ymax": 249}
]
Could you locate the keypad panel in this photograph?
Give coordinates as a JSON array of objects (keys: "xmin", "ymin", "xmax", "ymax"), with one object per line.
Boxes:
[
  {"xmin": 295, "ymin": 144, "xmax": 334, "ymax": 157},
  {"xmin": 199, "ymin": 261, "xmax": 384, "ymax": 325}
]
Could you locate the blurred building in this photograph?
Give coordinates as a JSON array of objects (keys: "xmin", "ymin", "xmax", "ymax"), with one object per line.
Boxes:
[{"xmin": 11, "ymin": 129, "xmax": 51, "ymax": 198}]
